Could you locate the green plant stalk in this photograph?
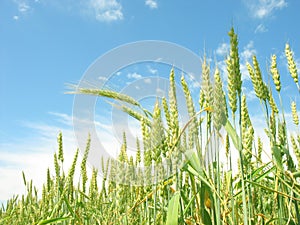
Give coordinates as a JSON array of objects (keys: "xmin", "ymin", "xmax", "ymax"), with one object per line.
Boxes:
[
  {"xmin": 215, "ymin": 134, "xmax": 221, "ymax": 225},
  {"xmin": 238, "ymin": 94, "xmax": 249, "ymax": 225}
]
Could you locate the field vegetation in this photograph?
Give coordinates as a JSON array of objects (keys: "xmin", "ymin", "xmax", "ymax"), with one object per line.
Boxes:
[{"xmin": 1, "ymin": 28, "xmax": 300, "ymax": 224}]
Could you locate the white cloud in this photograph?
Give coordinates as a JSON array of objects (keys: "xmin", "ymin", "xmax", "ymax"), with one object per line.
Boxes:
[
  {"xmin": 147, "ymin": 66, "xmax": 158, "ymax": 75},
  {"xmin": 0, "ymin": 118, "xmax": 77, "ymax": 202},
  {"xmin": 145, "ymin": 0, "xmax": 158, "ymax": 9},
  {"xmin": 216, "ymin": 43, "xmax": 230, "ymax": 56},
  {"xmin": 0, "ymin": 112, "xmax": 126, "ymax": 202},
  {"xmin": 239, "ymin": 41, "xmax": 257, "ymax": 80},
  {"xmin": 0, "ymin": 109, "xmax": 146, "ymax": 202},
  {"xmin": 185, "ymin": 73, "xmax": 201, "ymax": 89},
  {"xmin": 98, "ymin": 76, "xmax": 108, "ymax": 81},
  {"xmin": 144, "ymin": 78, "xmax": 152, "ymax": 84},
  {"xmin": 241, "ymin": 41, "xmax": 257, "ymax": 62},
  {"xmin": 156, "ymin": 88, "xmax": 165, "ymax": 95},
  {"xmin": 12, "ymin": 0, "xmax": 31, "ymax": 20},
  {"xmin": 217, "ymin": 60, "xmax": 228, "ymax": 82},
  {"xmin": 295, "ymin": 58, "xmax": 300, "ymax": 72},
  {"xmin": 242, "ymin": 87, "xmax": 257, "ymax": 101},
  {"xmin": 245, "ymin": 0, "xmax": 287, "ymax": 19},
  {"xmin": 17, "ymin": 1, "xmax": 30, "ymax": 13},
  {"xmin": 127, "ymin": 72, "xmax": 142, "ymax": 79},
  {"xmin": 88, "ymin": 0, "xmax": 123, "ymax": 22},
  {"xmin": 11, "ymin": 0, "xmax": 124, "ymax": 23},
  {"xmin": 255, "ymin": 24, "xmax": 268, "ymax": 33}
]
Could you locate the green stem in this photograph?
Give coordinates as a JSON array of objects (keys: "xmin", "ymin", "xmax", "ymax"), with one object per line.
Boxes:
[{"xmin": 238, "ymin": 94, "xmax": 249, "ymax": 225}]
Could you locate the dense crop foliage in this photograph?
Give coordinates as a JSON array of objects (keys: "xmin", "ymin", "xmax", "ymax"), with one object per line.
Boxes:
[{"xmin": 1, "ymin": 28, "xmax": 299, "ymax": 225}]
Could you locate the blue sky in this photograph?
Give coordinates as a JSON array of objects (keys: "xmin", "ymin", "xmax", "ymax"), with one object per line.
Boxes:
[{"xmin": 1, "ymin": 0, "xmax": 300, "ymax": 201}]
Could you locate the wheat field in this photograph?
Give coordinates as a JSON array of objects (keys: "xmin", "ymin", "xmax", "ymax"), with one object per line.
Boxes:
[{"xmin": 1, "ymin": 28, "xmax": 299, "ymax": 225}]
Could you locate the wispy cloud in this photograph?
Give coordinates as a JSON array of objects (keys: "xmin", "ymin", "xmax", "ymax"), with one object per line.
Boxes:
[
  {"xmin": 144, "ymin": 78, "xmax": 152, "ymax": 84},
  {"xmin": 88, "ymin": 0, "xmax": 123, "ymax": 22},
  {"xmin": 255, "ymin": 24, "xmax": 268, "ymax": 33},
  {"xmin": 294, "ymin": 55, "xmax": 300, "ymax": 72},
  {"xmin": 242, "ymin": 87, "xmax": 257, "ymax": 101},
  {"xmin": 238, "ymin": 41, "xmax": 257, "ymax": 80},
  {"xmin": 147, "ymin": 66, "xmax": 158, "ymax": 75},
  {"xmin": 145, "ymin": 0, "xmax": 158, "ymax": 9},
  {"xmin": 15, "ymin": 0, "xmax": 31, "ymax": 13},
  {"xmin": 216, "ymin": 43, "xmax": 230, "ymax": 57},
  {"xmin": 12, "ymin": 0, "xmax": 124, "ymax": 23},
  {"xmin": 127, "ymin": 72, "xmax": 142, "ymax": 79},
  {"xmin": 0, "ymin": 108, "xmax": 148, "ymax": 201},
  {"xmin": 241, "ymin": 41, "xmax": 257, "ymax": 62},
  {"xmin": 245, "ymin": 0, "xmax": 287, "ymax": 19},
  {"xmin": 98, "ymin": 76, "xmax": 108, "ymax": 81},
  {"xmin": 0, "ymin": 116, "xmax": 77, "ymax": 202},
  {"xmin": 12, "ymin": 0, "xmax": 32, "ymax": 20},
  {"xmin": 0, "ymin": 111, "xmax": 127, "ymax": 202}
]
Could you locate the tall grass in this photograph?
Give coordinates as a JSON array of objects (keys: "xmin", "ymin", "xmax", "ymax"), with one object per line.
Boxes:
[{"xmin": 1, "ymin": 28, "xmax": 300, "ymax": 225}]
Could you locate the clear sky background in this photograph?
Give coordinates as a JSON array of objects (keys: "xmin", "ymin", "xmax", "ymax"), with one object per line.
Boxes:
[{"xmin": 1, "ymin": 0, "xmax": 300, "ymax": 202}]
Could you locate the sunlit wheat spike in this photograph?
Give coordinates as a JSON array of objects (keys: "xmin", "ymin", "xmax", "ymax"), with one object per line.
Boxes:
[
  {"xmin": 277, "ymin": 120, "xmax": 287, "ymax": 147},
  {"xmin": 248, "ymin": 57, "xmax": 268, "ymax": 101},
  {"xmin": 22, "ymin": 171, "xmax": 26, "ymax": 186},
  {"xmin": 181, "ymin": 74, "xmax": 198, "ymax": 147},
  {"xmin": 57, "ymin": 132, "xmax": 64, "ymax": 163},
  {"xmin": 213, "ymin": 67, "xmax": 226, "ymax": 131},
  {"xmin": 119, "ymin": 132, "xmax": 128, "ymax": 163},
  {"xmin": 269, "ymin": 111, "xmax": 276, "ymax": 140},
  {"xmin": 199, "ymin": 89, "xmax": 205, "ymax": 109},
  {"xmin": 149, "ymin": 100, "xmax": 165, "ymax": 161},
  {"xmin": 129, "ymin": 155, "xmax": 134, "ymax": 170},
  {"xmin": 88, "ymin": 169, "xmax": 97, "ymax": 199},
  {"xmin": 270, "ymin": 54, "xmax": 281, "ymax": 92},
  {"xmin": 126, "ymin": 156, "xmax": 135, "ymax": 183},
  {"xmin": 254, "ymin": 56, "xmax": 269, "ymax": 101},
  {"xmin": 227, "ymin": 55, "xmax": 237, "ymax": 114},
  {"xmin": 70, "ymin": 88, "xmax": 141, "ymax": 107},
  {"xmin": 41, "ymin": 184, "xmax": 46, "ymax": 204},
  {"xmin": 53, "ymin": 153, "xmax": 60, "ymax": 188},
  {"xmin": 291, "ymin": 101, "xmax": 299, "ymax": 126},
  {"xmin": 268, "ymin": 92, "xmax": 279, "ymax": 114},
  {"xmin": 162, "ymin": 97, "xmax": 171, "ymax": 129},
  {"xmin": 46, "ymin": 168, "xmax": 51, "ymax": 192},
  {"xmin": 243, "ymin": 125, "xmax": 254, "ymax": 162},
  {"xmin": 80, "ymin": 135, "xmax": 91, "ymax": 194},
  {"xmin": 169, "ymin": 68, "xmax": 179, "ymax": 145},
  {"xmin": 290, "ymin": 135, "xmax": 300, "ymax": 166},
  {"xmin": 257, "ymin": 137, "xmax": 263, "ymax": 161},
  {"xmin": 225, "ymin": 134, "xmax": 230, "ymax": 158},
  {"xmin": 241, "ymin": 95, "xmax": 254, "ymax": 162},
  {"xmin": 67, "ymin": 148, "xmax": 79, "ymax": 182},
  {"xmin": 118, "ymin": 104, "xmax": 151, "ymax": 126},
  {"xmin": 285, "ymin": 43, "xmax": 299, "ymax": 84},
  {"xmin": 228, "ymin": 27, "xmax": 242, "ymax": 94},
  {"xmin": 201, "ymin": 57, "xmax": 213, "ymax": 107},
  {"xmin": 143, "ymin": 149, "xmax": 152, "ymax": 167},
  {"xmin": 241, "ymin": 95, "xmax": 251, "ymax": 132},
  {"xmin": 135, "ymin": 137, "xmax": 141, "ymax": 166},
  {"xmin": 141, "ymin": 117, "xmax": 150, "ymax": 151}
]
